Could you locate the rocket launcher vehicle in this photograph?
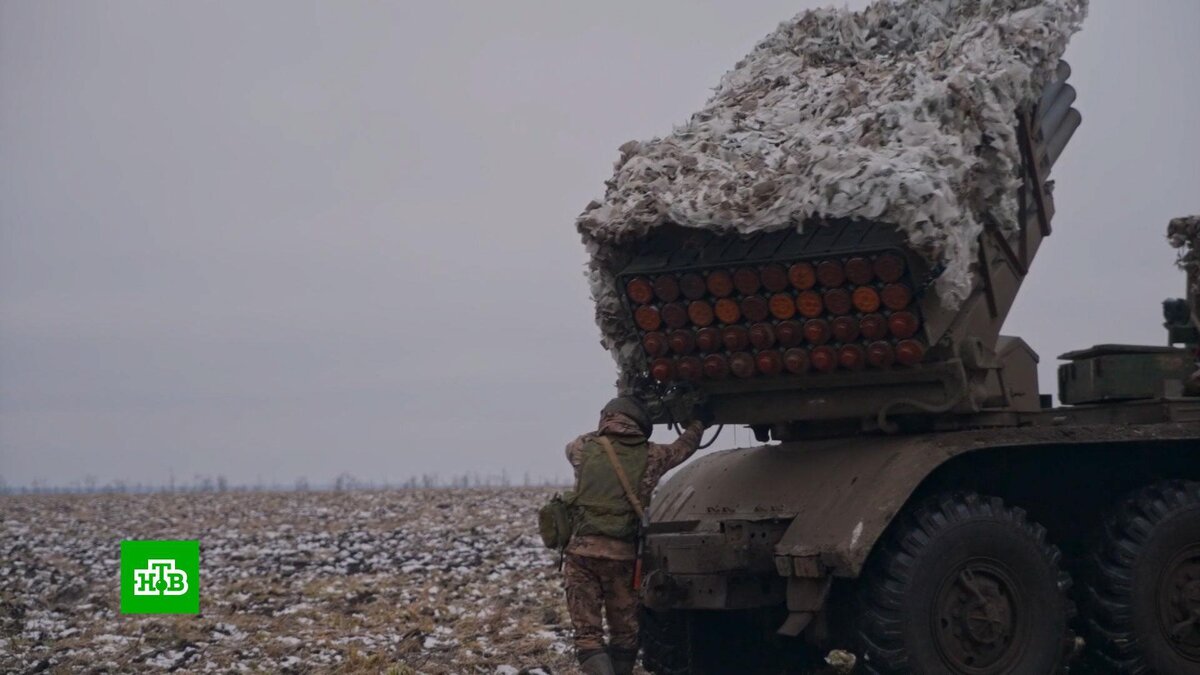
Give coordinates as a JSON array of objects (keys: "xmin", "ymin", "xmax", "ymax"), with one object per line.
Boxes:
[{"xmin": 614, "ymin": 63, "xmax": 1082, "ymax": 438}]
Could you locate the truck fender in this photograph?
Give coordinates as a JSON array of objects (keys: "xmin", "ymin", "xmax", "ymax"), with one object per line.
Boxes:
[{"xmin": 650, "ymin": 434, "xmax": 951, "ymax": 580}]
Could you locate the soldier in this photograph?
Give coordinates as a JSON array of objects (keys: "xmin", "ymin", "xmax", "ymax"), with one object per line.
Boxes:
[{"xmin": 563, "ymin": 396, "xmax": 708, "ymax": 675}]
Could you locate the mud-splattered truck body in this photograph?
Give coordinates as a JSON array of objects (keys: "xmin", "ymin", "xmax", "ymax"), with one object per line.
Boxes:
[{"xmin": 609, "ymin": 64, "xmax": 1200, "ymax": 673}]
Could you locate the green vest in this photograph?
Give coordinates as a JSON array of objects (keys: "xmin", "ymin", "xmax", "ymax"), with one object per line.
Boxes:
[{"xmin": 569, "ymin": 435, "xmax": 649, "ymax": 541}]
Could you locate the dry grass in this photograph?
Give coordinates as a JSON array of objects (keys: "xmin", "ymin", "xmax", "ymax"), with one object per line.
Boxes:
[{"xmin": 1, "ymin": 488, "xmax": 575, "ymax": 674}]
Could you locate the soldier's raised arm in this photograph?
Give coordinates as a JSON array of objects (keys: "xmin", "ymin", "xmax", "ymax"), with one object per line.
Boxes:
[{"xmin": 649, "ymin": 419, "xmax": 706, "ymax": 475}]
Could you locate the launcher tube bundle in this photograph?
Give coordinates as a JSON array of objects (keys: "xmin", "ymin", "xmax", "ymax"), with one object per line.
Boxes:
[{"xmin": 577, "ymin": 0, "xmax": 1087, "ymax": 429}]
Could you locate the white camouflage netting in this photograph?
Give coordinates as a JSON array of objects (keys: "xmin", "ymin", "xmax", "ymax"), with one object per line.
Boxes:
[
  {"xmin": 1168, "ymin": 216, "xmax": 1200, "ymax": 387},
  {"xmin": 1169, "ymin": 215, "xmax": 1200, "ymax": 300},
  {"xmin": 577, "ymin": 0, "xmax": 1088, "ymax": 385}
]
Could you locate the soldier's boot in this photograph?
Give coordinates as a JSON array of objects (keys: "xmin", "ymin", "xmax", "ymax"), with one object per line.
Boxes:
[
  {"xmin": 610, "ymin": 647, "xmax": 637, "ymax": 675},
  {"xmin": 579, "ymin": 649, "xmax": 616, "ymax": 675}
]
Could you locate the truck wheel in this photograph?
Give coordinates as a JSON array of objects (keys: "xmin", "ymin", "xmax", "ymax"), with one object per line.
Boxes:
[
  {"xmin": 1082, "ymin": 480, "xmax": 1200, "ymax": 673},
  {"xmin": 641, "ymin": 608, "xmax": 691, "ymax": 675},
  {"xmin": 855, "ymin": 492, "xmax": 1074, "ymax": 674},
  {"xmin": 641, "ymin": 608, "xmax": 793, "ymax": 674}
]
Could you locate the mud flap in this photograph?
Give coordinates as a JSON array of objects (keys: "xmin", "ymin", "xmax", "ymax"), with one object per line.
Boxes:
[{"xmin": 778, "ymin": 577, "xmax": 831, "ymax": 636}]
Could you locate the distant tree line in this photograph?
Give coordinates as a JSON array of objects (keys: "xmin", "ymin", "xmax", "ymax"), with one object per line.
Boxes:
[{"xmin": 0, "ymin": 471, "xmax": 569, "ymax": 495}]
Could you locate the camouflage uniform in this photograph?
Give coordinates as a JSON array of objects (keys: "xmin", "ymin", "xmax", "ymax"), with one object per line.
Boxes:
[
  {"xmin": 563, "ymin": 413, "xmax": 704, "ymax": 658},
  {"xmin": 563, "ymin": 554, "xmax": 640, "ymax": 656}
]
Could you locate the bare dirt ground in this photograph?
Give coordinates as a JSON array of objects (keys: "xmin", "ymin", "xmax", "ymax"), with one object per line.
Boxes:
[{"xmin": 1, "ymin": 488, "xmax": 581, "ymax": 674}]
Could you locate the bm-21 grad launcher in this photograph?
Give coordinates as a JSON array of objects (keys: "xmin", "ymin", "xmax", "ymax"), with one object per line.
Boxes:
[
  {"xmin": 585, "ymin": 37, "xmax": 1200, "ymax": 675},
  {"xmin": 616, "ymin": 63, "xmax": 1083, "ymax": 440}
]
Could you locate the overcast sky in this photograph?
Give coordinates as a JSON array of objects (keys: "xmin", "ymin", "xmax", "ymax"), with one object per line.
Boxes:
[{"xmin": 2, "ymin": 1, "xmax": 1198, "ymax": 489}]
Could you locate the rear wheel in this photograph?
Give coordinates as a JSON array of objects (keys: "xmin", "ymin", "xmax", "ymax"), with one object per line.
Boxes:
[
  {"xmin": 641, "ymin": 609, "xmax": 691, "ymax": 675},
  {"xmin": 1082, "ymin": 480, "xmax": 1200, "ymax": 673},
  {"xmin": 856, "ymin": 492, "xmax": 1074, "ymax": 674},
  {"xmin": 641, "ymin": 608, "xmax": 807, "ymax": 674}
]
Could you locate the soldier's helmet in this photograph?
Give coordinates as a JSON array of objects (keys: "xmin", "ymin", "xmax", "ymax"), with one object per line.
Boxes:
[{"xmin": 601, "ymin": 396, "xmax": 652, "ymax": 437}]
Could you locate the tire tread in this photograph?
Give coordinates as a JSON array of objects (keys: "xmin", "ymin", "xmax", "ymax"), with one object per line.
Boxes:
[
  {"xmin": 1081, "ymin": 480, "xmax": 1200, "ymax": 673},
  {"xmin": 855, "ymin": 491, "xmax": 1075, "ymax": 674}
]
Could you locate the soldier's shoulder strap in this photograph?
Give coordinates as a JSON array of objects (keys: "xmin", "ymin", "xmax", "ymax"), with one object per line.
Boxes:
[{"xmin": 596, "ymin": 435, "xmax": 645, "ymax": 520}]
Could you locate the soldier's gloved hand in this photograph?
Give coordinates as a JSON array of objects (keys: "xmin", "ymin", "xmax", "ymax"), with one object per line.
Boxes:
[{"xmin": 692, "ymin": 403, "xmax": 715, "ymax": 427}]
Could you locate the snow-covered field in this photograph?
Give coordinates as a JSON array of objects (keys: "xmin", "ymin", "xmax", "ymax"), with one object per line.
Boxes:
[{"xmin": 0, "ymin": 488, "xmax": 576, "ymax": 674}]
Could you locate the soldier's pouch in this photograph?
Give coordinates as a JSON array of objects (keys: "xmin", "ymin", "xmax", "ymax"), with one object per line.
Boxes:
[{"xmin": 537, "ymin": 492, "xmax": 575, "ymax": 550}]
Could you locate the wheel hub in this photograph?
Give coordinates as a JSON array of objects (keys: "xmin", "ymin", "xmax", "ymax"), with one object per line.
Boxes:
[
  {"xmin": 1159, "ymin": 544, "xmax": 1200, "ymax": 661},
  {"xmin": 933, "ymin": 560, "xmax": 1025, "ymax": 673}
]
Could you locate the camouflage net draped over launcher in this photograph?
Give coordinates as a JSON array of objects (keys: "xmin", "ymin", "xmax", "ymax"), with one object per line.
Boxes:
[
  {"xmin": 1169, "ymin": 215, "xmax": 1200, "ymax": 300},
  {"xmin": 1168, "ymin": 215, "xmax": 1200, "ymax": 389},
  {"xmin": 577, "ymin": 0, "xmax": 1088, "ymax": 386}
]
